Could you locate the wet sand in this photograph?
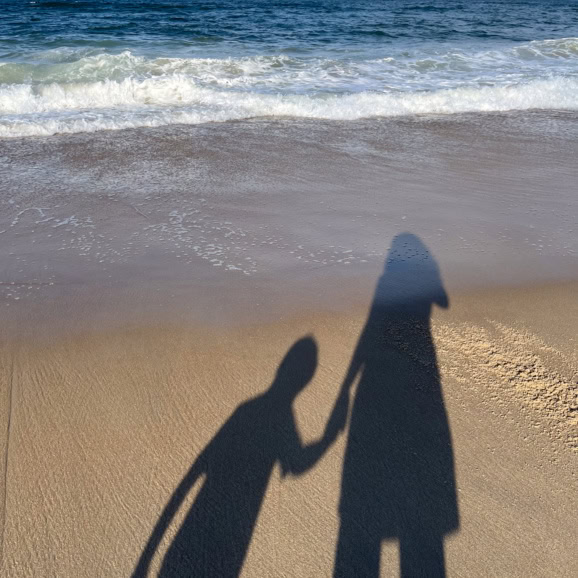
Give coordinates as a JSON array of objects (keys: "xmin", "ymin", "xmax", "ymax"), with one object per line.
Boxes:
[
  {"xmin": 0, "ymin": 112, "xmax": 577, "ymax": 576},
  {"xmin": 1, "ymin": 112, "xmax": 577, "ymax": 336}
]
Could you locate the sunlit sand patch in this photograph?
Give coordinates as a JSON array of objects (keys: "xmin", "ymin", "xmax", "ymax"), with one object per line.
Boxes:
[{"xmin": 434, "ymin": 320, "xmax": 578, "ymax": 449}]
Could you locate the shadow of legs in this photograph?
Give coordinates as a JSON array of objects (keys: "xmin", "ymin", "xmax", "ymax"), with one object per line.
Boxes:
[
  {"xmin": 334, "ymin": 519, "xmax": 380, "ymax": 577},
  {"xmin": 399, "ymin": 529, "xmax": 446, "ymax": 578}
]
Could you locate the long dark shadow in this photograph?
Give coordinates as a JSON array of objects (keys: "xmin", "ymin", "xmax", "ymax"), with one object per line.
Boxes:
[
  {"xmin": 133, "ymin": 336, "xmax": 346, "ymax": 578},
  {"xmin": 334, "ymin": 233, "xmax": 459, "ymax": 577}
]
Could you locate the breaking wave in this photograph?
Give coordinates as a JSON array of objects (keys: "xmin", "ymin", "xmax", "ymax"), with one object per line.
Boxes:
[{"xmin": 1, "ymin": 38, "xmax": 578, "ymax": 137}]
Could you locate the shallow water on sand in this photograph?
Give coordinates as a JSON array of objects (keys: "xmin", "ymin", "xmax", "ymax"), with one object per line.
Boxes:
[{"xmin": 1, "ymin": 112, "xmax": 577, "ymax": 335}]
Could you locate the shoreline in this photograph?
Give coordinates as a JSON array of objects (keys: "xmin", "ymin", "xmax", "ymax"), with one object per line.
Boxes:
[
  {"xmin": 1, "ymin": 111, "xmax": 577, "ymax": 338},
  {"xmin": 2, "ymin": 275, "xmax": 578, "ymax": 343}
]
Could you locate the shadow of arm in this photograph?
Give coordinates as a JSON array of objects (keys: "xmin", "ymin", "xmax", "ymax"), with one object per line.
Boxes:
[
  {"xmin": 340, "ymin": 327, "xmax": 365, "ymax": 395},
  {"xmin": 281, "ymin": 329, "xmax": 368, "ymax": 476},
  {"xmin": 131, "ymin": 453, "xmax": 207, "ymax": 578},
  {"xmin": 280, "ymin": 427, "xmax": 332, "ymax": 476},
  {"xmin": 281, "ymin": 388, "xmax": 351, "ymax": 477}
]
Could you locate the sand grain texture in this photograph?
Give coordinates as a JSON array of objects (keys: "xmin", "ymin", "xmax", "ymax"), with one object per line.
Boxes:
[{"xmin": 0, "ymin": 286, "xmax": 576, "ymax": 577}]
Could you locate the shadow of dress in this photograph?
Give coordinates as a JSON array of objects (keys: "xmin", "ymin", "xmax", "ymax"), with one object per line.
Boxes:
[{"xmin": 334, "ymin": 234, "xmax": 459, "ymax": 577}]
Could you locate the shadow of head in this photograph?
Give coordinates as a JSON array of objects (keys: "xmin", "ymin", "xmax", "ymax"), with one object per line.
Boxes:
[
  {"xmin": 271, "ymin": 336, "xmax": 318, "ymax": 400},
  {"xmin": 376, "ymin": 232, "xmax": 449, "ymax": 311}
]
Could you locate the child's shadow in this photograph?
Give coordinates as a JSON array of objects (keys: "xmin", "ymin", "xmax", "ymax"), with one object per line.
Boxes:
[{"xmin": 133, "ymin": 337, "xmax": 346, "ymax": 578}]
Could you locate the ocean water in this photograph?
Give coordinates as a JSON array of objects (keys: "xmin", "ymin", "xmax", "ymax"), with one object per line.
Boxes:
[{"xmin": 1, "ymin": 0, "xmax": 578, "ymax": 137}]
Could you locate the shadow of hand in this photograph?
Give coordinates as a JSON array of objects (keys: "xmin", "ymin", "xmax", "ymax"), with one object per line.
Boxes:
[{"xmin": 328, "ymin": 390, "xmax": 349, "ymax": 435}]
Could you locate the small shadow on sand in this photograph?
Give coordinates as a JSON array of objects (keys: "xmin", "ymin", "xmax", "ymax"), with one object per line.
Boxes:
[{"xmin": 132, "ymin": 337, "xmax": 346, "ymax": 578}]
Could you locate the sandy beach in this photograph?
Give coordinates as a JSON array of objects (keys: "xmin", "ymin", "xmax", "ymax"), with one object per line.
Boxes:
[
  {"xmin": 1, "ymin": 113, "xmax": 577, "ymax": 576},
  {"xmin": 3, "ymin": 0, "xmax": 578, "ymax": 574},
  {"xmin": 1, "ymin": 285, "xmax": 576, "ymax": 576}
]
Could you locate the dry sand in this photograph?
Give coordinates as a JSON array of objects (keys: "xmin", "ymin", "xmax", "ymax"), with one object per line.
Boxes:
[{"xmin": 0, "ymin": 283, "xmax": 576, "ymax": 577}]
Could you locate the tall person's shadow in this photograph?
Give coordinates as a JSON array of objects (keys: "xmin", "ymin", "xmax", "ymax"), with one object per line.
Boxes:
[
  {"xmin": 133, "ymin": 337, "xmax": 346, "ymax": 578},
  {"xmin": 334, "ymin": 233, "xmax": 459, "ymax": 577}
]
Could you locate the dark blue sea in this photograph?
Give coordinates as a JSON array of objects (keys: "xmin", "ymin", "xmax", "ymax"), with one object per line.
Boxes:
[{"xmin": 1, "ymin": 0, "xmax": 578, "ymax": 136}]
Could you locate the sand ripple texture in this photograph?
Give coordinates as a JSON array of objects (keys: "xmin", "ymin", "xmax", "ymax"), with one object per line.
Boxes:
[{"xmin": 435, "ymin": 320, "xmax": 578, "ymax": 451}]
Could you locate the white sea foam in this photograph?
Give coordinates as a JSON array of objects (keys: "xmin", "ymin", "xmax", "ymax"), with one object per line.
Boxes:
[
  {"xmin": 1, "ymin": 38, "xmax": 578, "ymax": 137},
  {"xmin": 1, "ymin": 77, "xmax": 577, "ymax": 138}
]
